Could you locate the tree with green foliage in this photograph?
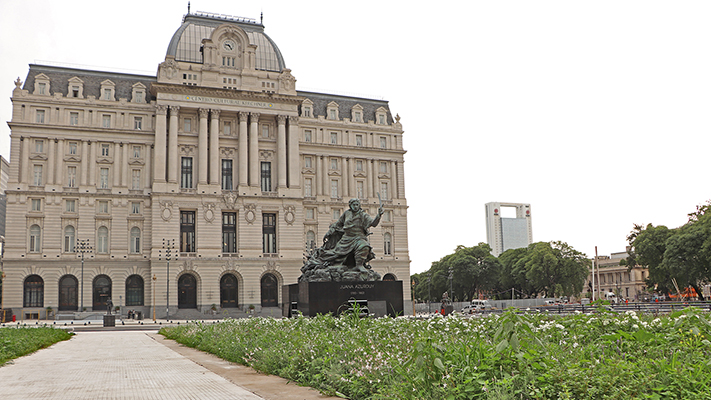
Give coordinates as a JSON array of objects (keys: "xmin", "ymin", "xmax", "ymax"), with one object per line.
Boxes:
[{"xmin": 519, "ymin": 241, "xmax": 590, "ymax": 298}]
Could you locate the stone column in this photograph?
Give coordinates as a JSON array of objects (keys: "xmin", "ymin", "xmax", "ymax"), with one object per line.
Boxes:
[
  {"xmin": 20, "ymin": 137, "xmax": 29, "ymax": 184},
  {"xmin": 391, "ymin": 160, "xmax": 398, "ymax": 199},
  {"xmin": 88, "ymin": 142, "xmax": 96, "ymax": 186},
  {"xmin": 249, "ymin": 113, "xmax": 260, "ymax": 187},
  {"xmin": 113, "ymin": 142, "xmax": 121, "ymax": 187},
  {"xmin": 145, "ymin": 145, "xmax": 152, "ymax": 188},
  {"xmin": 287, "ymin": 116, "xmax": 299, "ymax": 188},
  {"xmin": 277, "ymin": 115, "xmax": 287, "ymax": 189},
  {"xmin": 366, "ymin": 159, "xmax": 374, "ymax": 198},
  {"xmin": 316, "ymin": 155, "xmax": 323, "ymax": 195},
  {"xmin": 209, "ymin": 109, "xmax": 221, "ymax": 185},
  {"xmin": 47, "ymin": 139, "xmax": 56, "ymax": 185},
  {"xmin": 122, "ymin": 142, "xmax": 129, "ymax": 187},
  {"xmin": 343, "ymin": 157, "xmax": 349, "ymax": 197},
  {"xmin": 81, "ymin": 141, "xmax": 89, "ymax": 186},
  {"xmin": 198, "ymin": 108, "xmax": 209, "ymax": 185},
  {"xmin": 323, "ymin": 156, "xmax": 330, "ymax": 197},
  {"xmin": 154, "ymin": 105, "xmax": 167, "ymax": 183},
  {"xmin": 238, "ymin": 112, "xmax": 248, "ymax": 187},
  {"xmin": 167, "ymin": 106, "xmax": 180, "ymax": 184}
]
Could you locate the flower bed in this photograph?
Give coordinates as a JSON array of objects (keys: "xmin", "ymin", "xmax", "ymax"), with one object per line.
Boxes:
[{"xmin": 160, "ymin": 308, "xmax": 711, "ymax": 399}]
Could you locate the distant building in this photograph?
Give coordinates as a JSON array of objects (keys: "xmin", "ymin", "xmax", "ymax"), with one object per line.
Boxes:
[
  {"xmin": 588, "ymin": 251, "xmax": 648, "ymax": 301},
  {"xmin": 485, "ymin": 202, "xmax": 532, "ymax": 257}
]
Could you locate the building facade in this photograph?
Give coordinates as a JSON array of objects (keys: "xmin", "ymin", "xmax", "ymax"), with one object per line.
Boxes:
[
  {"xmin": 3, "ymin": 11, "xmax": 410, "ymax": 319},
  {"xmin": 588, "ymin": 251, "xmax": 648, "ymax": 301},
  {"xmin": 485, "ymin": 202, "xmax": 532, "ymax": 257}
]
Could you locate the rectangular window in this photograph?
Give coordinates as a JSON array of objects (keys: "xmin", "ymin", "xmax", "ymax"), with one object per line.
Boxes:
[
  {"xmin": 356, "ymin": 181, "xmax": 365, "ymax": 199},
  {"xmin": 356, "ymin": 134, "xmax": 363, "ymax": 146},
  {"xmin": 35, "ymin": 139, "xmax": 44, "ymax": 153},
  {"xmin": 181, "ymin": 157, "xmax": 193, "ymax": 189},
  {"xmin": 133, "ymin": 145, "xmax": 141, "ymax": 158},
  {"xmin": 131, "ymin": 169, "xmax": 141, "ymax": 190},
  {"xmin": 222, "ymin": 212, "xmax": 237, "ymax": 253},
  {"xmin": 67, "ymin": 166, "xmax": 77, "ymax": 187},
  {"xmin": 101, "ymin": 143, "xmax": 110, "ymax": 156},
  {"xmin": 68, "ymin": 142, "xmax": 77, "ymax": 155},
  {"xmin": 329, "ymin": 109, "xmax": 336, "ymax": 120},
  {"xmin": 131, "ymin": 202, "xmax": 140, "ymax": 214},
  {"xmin": 330, "ymin": 132, "xmax": 338, "ymax": 144},
  {"xmin": 304, "ymin": 178, "xmax": 312, "ymax": 197},
  {"xmin": 331, "ymin": 179, "xmax": 339, "ymax": 198},
  {"xmin": 303, "ymin": 107, "xmax": 311, "ymax": 117},
  {"xmin": 38, "ymin": 83, "xmax": 46, "ymax": 95},
  {"xmin": 134, "ymin": 116, "xmax": 143, "ymax": 130},
  {"xmin": 102, "ymin": 115, "xmax": 111, "ymax": 128},
  {"xmin": 262, "ymin": 125, "xmax": 269, "ymax": 138},
  {"xmin": 71, "ymin": 86, "xmax": 79, "ymax": 97},
  {"xmin": 354, "ymin": 111, "xmax": 361, "ymax": 122},
  {"xmin": 69, "ymin": 112, "xmax": 79, "ymax": 126},
  {"xmin": 180, "ymin": 211, "xmax": 196, "ymax": 252},
  {"xmin": 184, "ymin": 118, "xmax": 192, "ymax": 132},
  {"xmin": 379, "ymin": 115, "xmax": 385, "ymax": 125},
  {"xmin": 221, "ymin": 159, "xmax": 233, "ymax": 190},
  {"xmin": 33, "ymin": 165, "xmax": 43, "ymax": 186},
  {"xmin": 31, "ymin": 198, "xmax": 42, "ymax": 212},
  {"xmin": 99, "ymin": 168, "xmax": 109, "ymax": 189},
  {"xmin": 66, "ymin": 199, "xmax": 76, "ymax": 213},
  {"xmin": 304, "ymin": 130, "xmax": 312, "ymax": 142},
  {"xmin": 380, "ymin": 181, "xmax": 389, "ymax": 200},
  {"xmin": 98, "ymin": 200, "xmax": 109, "ymax": 214},
  {"xmin": 304, "ymin": 156, "xmax": 312, "ymax": 168},
  {"xmin": 103, "ymin": 89, "xmax": 112, "ymax": 100},
  {"xmin": 262, "ymin": 213, "xmax": 277, "ymax": 254},
  {"xmin": 330, "ymin": 158, "xmax": 338, "ymax": 170},
  {"xmin": 380, "ymin": 161, "xmax": 388, "ymax": 174},
  {"xmin": 383, "ymin": 210, "xmax": 392, "ymax": 222},
  {"xmin": 380, "ymin": 136, "xmax": 387, "ymax": 149},
  {"xmin": 333, "ymin": 208, "xmax": 341, "ymax": 220},
  {"xmin": 224, "ymin": 121, "xmax": 231, "ymax": 136},
  {"xmin": 260, "ymin": 162, "xmax": 272, "ymax": 192},
  {"xmin": 36, "ymin": 109, "xmax": 45, "ymax": 123},
  {"xmin": 356, "ymin": 160, "xmax": 363, "ymax": 171},
  {"xmin": 306, "ymin": 208, "xmax": 315, "ymax": 220}
]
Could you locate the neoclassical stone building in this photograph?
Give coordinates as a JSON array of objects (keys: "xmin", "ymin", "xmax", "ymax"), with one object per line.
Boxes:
[{"xmin": 3, "ymin": 11, "xmax": 410, "ymax": 319}]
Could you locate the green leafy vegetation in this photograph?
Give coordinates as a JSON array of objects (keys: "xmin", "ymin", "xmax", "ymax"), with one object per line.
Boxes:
[
  {"xmin": 0, "ymin": 326, "xmax": 72, "ymax": 366},
  {"xmin": 161, "ymin": 308, "xmax": 711, "ymax": 399}
]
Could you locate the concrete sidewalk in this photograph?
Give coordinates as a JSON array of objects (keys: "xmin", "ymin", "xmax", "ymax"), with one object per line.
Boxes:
[{"xmin": 0, "ymin": 329, "xmax": 341, "ymax": 400}]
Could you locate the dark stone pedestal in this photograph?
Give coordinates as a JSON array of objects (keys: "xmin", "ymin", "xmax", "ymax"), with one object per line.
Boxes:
[
  {"xmin": 103, "ymin": 315, "xmax": 115, "ymax": 327},
  {"xmin": 283, "ymin": 280, "xmax": 403, "ymax": 318}
]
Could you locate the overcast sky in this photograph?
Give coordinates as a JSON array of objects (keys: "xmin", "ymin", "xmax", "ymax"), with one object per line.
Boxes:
[{"xmin": 1, "ymin": 1, "xmax": 710, "ymax": 274}]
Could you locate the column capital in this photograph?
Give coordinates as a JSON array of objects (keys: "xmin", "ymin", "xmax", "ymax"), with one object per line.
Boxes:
[
  {"xmin": 156, "ymin": 104, "xmax": 168, "ymax": 115},
  {"xmin": 210, "ymin": 109, "xmax": 221, "ymax": 119},
  {"xmin": 288, "ymin": 115, "xmax": 299, "ymax": 124},
  {"xmin": 239, "ymin": 111, "xmax": 249, "ymax": 122},
  {"xmin": 277, "ymin": 115, "xmax": 287, "ymax": 125},
  {"xmin": 168, "ymin": 105, "xmax": 180, "ymax": 114},
  {"xmin": 199, "ymin": 108, "xmax": 210, "ymax": 118},
  {"xmin": 250, "ymin": 112, "xmax": 260, "ymax": 122}
]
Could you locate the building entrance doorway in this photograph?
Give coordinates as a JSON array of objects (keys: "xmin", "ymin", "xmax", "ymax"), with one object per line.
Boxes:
[
  {"xmin": 92, "ymin": 275, "xmax": 112, "ymax": 311},
  {"xmin": 261, "ymin": 273, "xmax": 278, "ymax": 307},
  {"xmin": 178, "ymin": 274, "xmax": 197, "ymax": 309},
  {"xmin": 220, "ymin": 274, "xmax": 238, "ymax": 308},
  {"xmin": 59, "ymin": 275, "xmax": 78, "ymax": 311}
]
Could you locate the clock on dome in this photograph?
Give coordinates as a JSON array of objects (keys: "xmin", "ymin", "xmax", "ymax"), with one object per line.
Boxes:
[{"xmin": 223, "ymin": 40, "xmax": 235, "ymax": 51}]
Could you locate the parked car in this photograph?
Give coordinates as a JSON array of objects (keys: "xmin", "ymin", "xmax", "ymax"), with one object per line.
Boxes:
[
  {"xmin": 543, "ymin": 300, "xmax": 558, "ymax": 306},
  {"xmin": 470, "ymin": 300, "xmax": 493, "ymax": 311}
]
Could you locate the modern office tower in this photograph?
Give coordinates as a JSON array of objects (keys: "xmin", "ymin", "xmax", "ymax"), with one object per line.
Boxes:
[{"xmin": 485, "ymin": 202, "xmax": 532, "ymax": 257}]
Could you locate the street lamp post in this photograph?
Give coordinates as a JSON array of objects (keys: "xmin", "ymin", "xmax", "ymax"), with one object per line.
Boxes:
[
  {"xmin": 76, "ymin": 239, "xmax": 92, "ymax": 312},
  {"xmin": 448, "ymin": 267, "xmax": 453, "ymax": 300},
  {"xmin": 159, "ymin": 239, "xmax": 175, "ymax": 320},
  {"xmin": 427, "ymin": 274, "xmax": 432, "ymax": 313},
  {"xmin": 152, "ymin": 274, "xmax": 156, "ymax": 321}
]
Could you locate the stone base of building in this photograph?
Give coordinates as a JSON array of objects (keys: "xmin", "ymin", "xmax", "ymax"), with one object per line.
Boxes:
[{"xmin": 283, "ymin": 280, "xmax": 403, "ymax": 318}]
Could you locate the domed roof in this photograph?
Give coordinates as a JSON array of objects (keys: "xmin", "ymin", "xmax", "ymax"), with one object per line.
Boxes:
[{"xmin": 166, "ymin": 11, "xmax": 286, "ymax": 72}]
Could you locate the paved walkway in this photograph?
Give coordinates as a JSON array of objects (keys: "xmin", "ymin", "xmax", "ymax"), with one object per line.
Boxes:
[{"xmin": 0, "ymin": 328, "xmax": 340, "ymax": 400}]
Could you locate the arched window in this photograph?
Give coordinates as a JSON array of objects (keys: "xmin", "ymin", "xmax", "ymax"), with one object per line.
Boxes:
[
  {"xmin": 130, "ymin": 227, "xmax": 141, "ymax": 254},
  {"xmin": 23, "ymin": 275, "xmax": 44, "ymax": 307},
  {"xmin": 64, "ymin": 225, "xmax": 76, "ymax": 253},
  {"xmin": 383, "ymin": 273, "xmax": 397, "ymax": 281},
  {"xmin": 93, "ymin": 275, "xmax": 112, "ymax": 311},
  {"xmin": 178, "ymin": 274, "xmax": 197, "ymax": 309},
  {"xmin": 261, "ymin": 273, "xmax": 278, "ymax": 307},
  {"xmin": 220, "ymin": 274, "xmax": 238, "ymax": 308},
  {"xmin": 383, "ymin": 232, "xmax": 392, "ymax": 256},
  {"xmin": 29, "ymin": 224, "xmax": 41, "ymax": 252},
  {"xmin": 58, "ymin": 275, "xmax": 78, "ymax": 311},
  {"xmin": 306, "ymin": 230, "xmax": 316, "ymax": 251},
  {"xmin": 125, "ymin": 275, "xmax": 144, "ymax": 306},
  {"xmin": 97, "ymin": 226, "xmax": 109, "ymax": 253}
]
